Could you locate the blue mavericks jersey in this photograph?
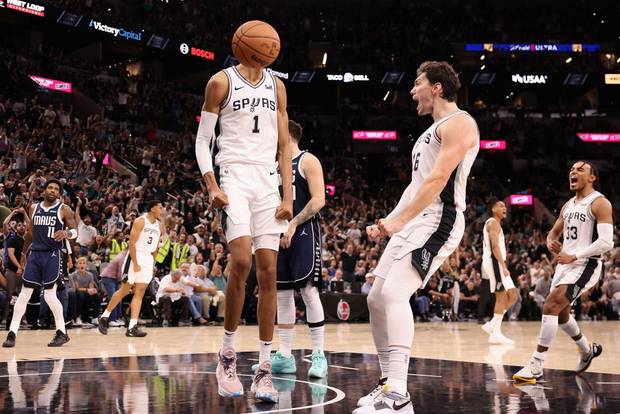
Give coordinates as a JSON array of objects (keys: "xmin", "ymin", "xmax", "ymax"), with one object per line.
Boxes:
[
  {"xmin": 30, "ymin": 202, "xmax": 65, "ymax": 251},
  {"xmin": 279, "ymin": 151, "xmax": 319, "ymax": 221}
]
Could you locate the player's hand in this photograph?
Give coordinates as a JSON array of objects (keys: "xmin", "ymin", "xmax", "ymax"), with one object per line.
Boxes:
[
  {"xmin": 378, "ymin": 217, "xmax": 405, "ymax": 237},
  {"xmin": 547, "ymin": 239, "xmax": 562, "ymax": 254},
  {"xmin": 280, "ymin": 221, "xmax": 297, "ymax": 249},
  {"xmin": 275, "ymin": 199, "xmax": 293, "ymax": 220},
  {"xmin": 16, "ymin": 266, "xmax": 23, "ymax": 275},
  {"xmin": 208, "ymin": 187, "xmax": 229, "ymax": 209},
  {"xmin": 366, "ymin": 224, "xmax": 381, "ymax": 241},
  {"xmin": 556, "ymin": 251, "xmax": 577, "ymax": 265},
  {"xmin": 133, "ymin": 263, "xmax": 142, "ymax": 273},
  {"xmin": 53, "ymin": 230, "xmax": 68, "ymax": 241}
]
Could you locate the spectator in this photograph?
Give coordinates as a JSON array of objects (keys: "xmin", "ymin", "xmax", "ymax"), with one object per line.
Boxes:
[
  {"xmin": 156, "ymin": 269, "xmax": 189, "ymax": 326},
  {"xmin": 179, "ymin": 262, "xmax": 207, "ymax": 325},
  {"xmin": 2, "ymin": 218, "xmax": 25, "ymax": 323},
  {"xmin": 361, "ymin": 273, "xmax": 374, "ymax": 295},
  {"xmin": 99, "ymin": 249, "xmax": 128, "ymax": 326},
  {"xmin": 171, "ymin": 232, "xmax": 191, "ymax": 271},
  {"xmin": 195, "ymin": 264, "xmax": 225, "ymax": 323},
  {"xmin": 209, "ymin": 259, "xmax": 227, "ymax": 294},
  {"xmin": 459, "ymin": 280, "xmax": 480, "ymax": 319},
  {"xmin": 108, "ymin": 230, "xmax": 128, "ymax": 262},
  {"xmin": 76, "ymin": 200, "xmax": 98, "ymax": 256},
  {"xmin": 71, "ymin": 257, "xmax": 101, "ymax": 327},
  {"xmin": 530, "ymin": 270, "xmax": 552, "ymax": 312}
]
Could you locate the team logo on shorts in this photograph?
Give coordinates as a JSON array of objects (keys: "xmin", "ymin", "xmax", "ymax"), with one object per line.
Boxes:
[
  {"xmin": 421, "ymin": 249, "xmax": 432, "ymax": 271},
  {"xmin": 337, "ymin": 300, "xmax": 350, "ymax": 321}
]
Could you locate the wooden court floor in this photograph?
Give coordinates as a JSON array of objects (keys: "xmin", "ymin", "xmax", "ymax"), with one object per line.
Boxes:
[{"xmin": 1, "ymin": 321, "xmax": 619, "ymax": 374}]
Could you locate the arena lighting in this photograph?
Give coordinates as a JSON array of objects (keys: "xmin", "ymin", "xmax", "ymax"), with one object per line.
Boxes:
[
  {"xmin": 566, "ymin": 57, "xmax": 572, "ymax": 63},
  {"xmin": 325, "ymin": 184, "xmax": 336, "ymax": 197},
  {"xmin": 29, "ymin": 75, "xmax": 72, "ymax": 93},
  {"xmin": 352, "ymin": 131, "xmax": 397, "ymax": 141},
  {"xmin": 465, "ymin": 43, "xmax": 600, "ymax": 53},
  {"xmin": 577, "ymin": 133, "xmax": 620, "ymax": 142},
  {"xmin": 480, "ymin": 140, "xmax": 507, "ymax": 150},
  {"xmin": 605, "ymin": 74, "xmax": 620, "ymax": 84},
  {"xmin": 291, "ymin": 71, "xmax": 315, "ymax": 83},
  {"xmin": 3, "ymin": 0, "xmax": 45, "ymax": 17},
  {"xmin": 322, "ymin": 52, "xmax": 328, "ymax": 65},
  {"xmin": 509, "ymin": 194, "xmax": 533, "ymax": 206}
]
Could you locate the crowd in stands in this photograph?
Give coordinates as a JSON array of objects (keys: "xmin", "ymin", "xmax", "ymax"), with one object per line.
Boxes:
[{"xmin": 0, "ymin": 94, "xmax": 619, "ymax": 331}]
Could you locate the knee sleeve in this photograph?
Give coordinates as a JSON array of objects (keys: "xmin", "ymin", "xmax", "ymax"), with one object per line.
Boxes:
[
  {"xmin": 300, "ymin": 284, "xmax": 324, "ymax": 325},
  {"xmin": 277, "ymin": 290, "xmax": 296, "ymax": 325},
  {"xmin": 559, "ymin": 316, "xmax": 580, "ymax": 337}
]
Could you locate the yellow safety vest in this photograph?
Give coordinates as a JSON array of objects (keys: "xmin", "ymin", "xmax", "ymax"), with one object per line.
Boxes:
[
  {"xmin": 156, "ymin": 238, "xmax": 171, "ymax": 264},
  {"xmin": 171, "ymin": 243, "xmax": 190, "ymax": 270},
  {"xmin": 109, "ymin": 239, "xmax": 128, "ymax": 261}
]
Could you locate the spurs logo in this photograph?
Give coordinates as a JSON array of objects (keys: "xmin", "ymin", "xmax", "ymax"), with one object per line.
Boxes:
[{"xmin": 421, "ymin": 249, "xmax": 432, "ymax": 271}]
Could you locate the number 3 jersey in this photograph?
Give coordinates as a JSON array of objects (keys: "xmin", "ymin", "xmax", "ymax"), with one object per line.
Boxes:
[
  {"xmin": 561, "ymin": 190, "xmax": 604, "ymax": 264},
  {"xmin": 215, "ymin": 66, "xmax": 279, "ymax": 168},
  {"xmin": 135, "ymin": 215, "xmax": 161, "ymax": 254},
  {"xmin": 408, "ymin": 110, "xmax": 479, "ymax": 214}
]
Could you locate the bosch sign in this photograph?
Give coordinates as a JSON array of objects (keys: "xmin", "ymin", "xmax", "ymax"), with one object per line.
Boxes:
[
  {"xmin": 88, "ymin": 19, "xmax": 142, "ymax": 41},
  {"xmin": 5, "ymin": 0, "xmax": 45, "ymax": 17},
  {"xmin": 191, "ymin": 47, "xmax": 215, "ymax": 60}
]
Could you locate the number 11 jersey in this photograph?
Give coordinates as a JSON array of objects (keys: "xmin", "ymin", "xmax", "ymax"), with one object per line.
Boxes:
[{"xmin": 216, "ymin": 66, "xmax": 279, "ymax": 168}]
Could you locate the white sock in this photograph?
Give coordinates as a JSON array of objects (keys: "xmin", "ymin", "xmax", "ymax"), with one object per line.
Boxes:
[
  {"xmin": 102, "ymin": 310, "xmax": 111, "ymax": 318},
  {"xmin": 533, "ymin": 350, "xmax": 547, "ymax": 361},
  {"xmin": 377, "ymin": 347, "xmax": 390, "ymax": 378},
  {"xmin": 259, "ymin": 340, "xmax": 273, "ymax": 364},
  {"xmin": 9, "ymin": 287, "xmax": 33, "ymax": 334},
  {"xmin": 129, "ymin": 319, "xmax": 137, "ymax": 329},
  {"xmin": 490, "ymin": 312, "xmax": 505, "ymax": 333},
  {"xmin": 309, "ymin": 325, "xmax": 324, "ymax": 353},
  {"xmin": 538, "ymin": 314, "xmax": 559, "ymax": 348},
  {"xmin": 575, "ymin": 336, "xmax": 590, "ymax": 354},
  {"xmin": 44, "ymin": 286, "xmax": 66, "ymax": 334},
  {"xmin": 222, "ymin": 329, "xmax": 236, "ymax": 351},
  {"xmin": 278, "ymin": 328, "xmax": 294, "ymax": 357},
  {"xmin": 386, "ymin": 376, "xmax": 407, "ymax": 396}
]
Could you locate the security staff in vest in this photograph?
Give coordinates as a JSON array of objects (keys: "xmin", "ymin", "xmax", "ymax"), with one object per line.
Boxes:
[{"xmin": 109, "ymin": 230, "xmax": 128, "ymax": 261}]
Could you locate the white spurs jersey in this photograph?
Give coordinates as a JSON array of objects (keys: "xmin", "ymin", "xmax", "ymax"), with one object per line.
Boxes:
[
  {"xmin": 483, "ymin": 218, "xmax": 506, "ymax": 261},
  {"xmin": 215, "ymin": 66, "xmax": 279, "ymax": 167},
  {"xmin": 561, "ymin": 190, "xmax": 604, "ymax": 263},
  {"xmin": 135, "ymin": 215, "xmax": 161, "ymax": 254},
  {"xmin": 407, "ymin": 110, "xmax": 479, "ymax": 213}
]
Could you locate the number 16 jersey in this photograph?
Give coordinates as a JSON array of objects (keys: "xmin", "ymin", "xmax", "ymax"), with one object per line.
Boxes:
[{"xmin": 216, "ymin": 66, "xmax": 279, "ymax": 168}]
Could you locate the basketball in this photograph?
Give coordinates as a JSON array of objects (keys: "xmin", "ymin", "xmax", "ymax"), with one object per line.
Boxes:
[{"xmin": 232, "ymin": 20, "xmax": 281, "ymax": 68}]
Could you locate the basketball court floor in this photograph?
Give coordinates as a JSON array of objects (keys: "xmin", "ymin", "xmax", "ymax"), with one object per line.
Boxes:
[{"xmin": 1, "ymin": 321, "xmax": 618, "ymax": 413}]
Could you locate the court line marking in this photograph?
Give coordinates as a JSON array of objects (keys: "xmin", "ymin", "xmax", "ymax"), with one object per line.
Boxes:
[
  {"xmin": 0, "ymin": 369, "xmax": 347, "ymax": 414},
  {"xmin": 408, "ymin": 373, "xmax": 442, "ymax": 378},
  {"xmin": 302, "ymin": 355, "xmax": 359, "ymax": 371},
  {"xmin": 596, "ymin": 381, "xmax": 620, "ymax": 385}
]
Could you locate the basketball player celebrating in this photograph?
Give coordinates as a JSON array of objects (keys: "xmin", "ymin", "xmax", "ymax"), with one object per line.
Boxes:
[
  {"xmin": 480, "ymin": 199, "xmax": 518, "ymax": 344},
  {"xmin": 98, "ymin": 200, "xmax": 164, "ymax": 337},
  {"xmin": 2, "ymin": 180, "xmax": 77, "ymax": 348},
  {"xmin": 513, "ymin": 161, "xmax": 613, "ymax": 383},
  {"xmin": 355, "ymin": 61, "xmax": 479, "ymax": 414},
  {"xmin": 195, "ymin": 22, "xmax": 293, "ymax": 403},
  {"xmin": 251, "ymin": 120, "xmax": 328, "ymax": 378}
]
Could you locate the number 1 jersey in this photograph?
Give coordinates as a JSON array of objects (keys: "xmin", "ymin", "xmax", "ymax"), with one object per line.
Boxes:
[{"xmin": 216, "ymin": 66, "xmax": 279, "ymax": 168}]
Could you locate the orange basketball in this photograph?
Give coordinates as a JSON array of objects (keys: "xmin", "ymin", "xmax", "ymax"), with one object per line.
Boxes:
[{"xmin": 232, "ymin": 20, "xmax": 281, "ymax": 68}]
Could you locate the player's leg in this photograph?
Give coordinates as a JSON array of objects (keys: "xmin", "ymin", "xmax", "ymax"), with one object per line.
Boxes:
[
  {"xmin": 301, "ymin": 282, "xmax": 328, "ymax": 378},
  {"xmin": 252, "ymin": 236, "xmax": 281, "ymax": 402},
  {"xmin": 2, "ymin": 283, "xmax": 34, "ymax": 347},
  {"xmin": 125, "ymin": 282, "xmax": 148, "ymax": 337},
  {"xmin": 44, "ymin": 283, "xmax": 70, "ymax": 346},
  {"xmin": 99, "ymin": 282, "xmax": 132, "ymax": 335},
  {"xmin": 216, "ymin": 234, "xmax": 252, "ymax": 398}
]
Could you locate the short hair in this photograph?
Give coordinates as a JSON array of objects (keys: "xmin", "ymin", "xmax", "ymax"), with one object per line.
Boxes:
[
  {"xmin": 145, "ymin": 199, "xmax": 162, "ymax": 212},
  {"xmin": 171, "ymin": 269, "xmax": 183, "ymax": 278},
  {"xmin": 416, "ymin": 61, "xmax": 461, "ymax": 102},
  {"xmin": 575, "ymin": 160, "xmax": 600, "ymax": 190},
  {"xmin": 77, "ymin": 256, "xmax": 88, "ymax": 264},
  {"xmin": 487, "ymin": 197, "xmax": 501, "ymax": 214},
  {"xmin": 289, "ymin": 120, "xmax": 303, "ymax": 143},
  {"xmin": 44, "ymin": 179, "xmax": 63, "ymax": 191}
]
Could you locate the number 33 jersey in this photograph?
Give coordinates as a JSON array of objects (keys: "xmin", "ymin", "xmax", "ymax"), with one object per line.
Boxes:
[
  {"xmin": 561, "ymin": 190, "xmax": 604, "ymax": 263},
  {"xmin": 216, "ymin": 66, "xmax": 279, "ymax": 168}
]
